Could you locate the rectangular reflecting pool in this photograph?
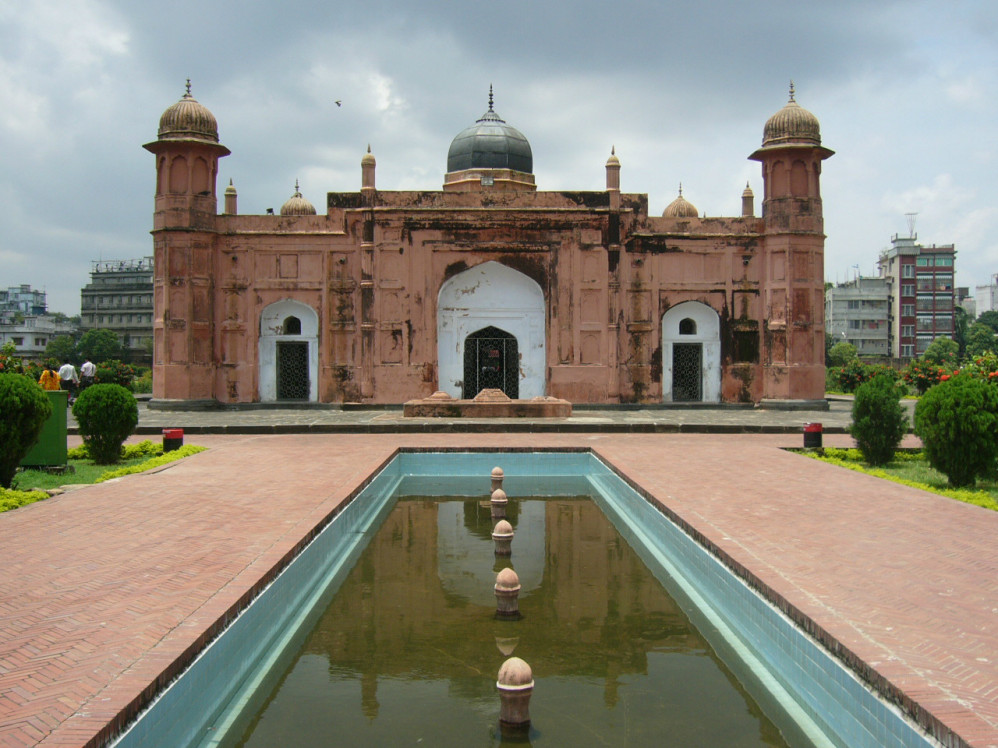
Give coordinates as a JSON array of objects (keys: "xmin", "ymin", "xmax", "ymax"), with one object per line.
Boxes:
[
  {"xmin": 112, "ymin": 451, "xmax": 938, "ymax": 748},
  {"xmin": 230, "ymin": 496, "xmax": 795, "ymax": 746}
]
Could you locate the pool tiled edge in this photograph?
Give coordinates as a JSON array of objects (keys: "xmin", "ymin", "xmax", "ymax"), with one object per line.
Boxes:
[{"xmin": 110, "ymin": 449, "xmax": 945, "ymax": 748}]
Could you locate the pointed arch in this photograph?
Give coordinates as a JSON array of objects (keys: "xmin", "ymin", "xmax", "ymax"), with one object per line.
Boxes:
[{"xmin": 437, "ymin": 261, "xmax": 545, "ymax": 398}]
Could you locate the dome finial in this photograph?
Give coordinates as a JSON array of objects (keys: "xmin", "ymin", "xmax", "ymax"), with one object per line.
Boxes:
[
  {"xmin": 678, "ymin": 182, "xmax": 683, "ymax": 197},
  {"xmin": 367, "ymin": 143, "xmax": 371, "ymax": 153},
  {"xmin": 788, "ymin": 80, "xmax": 796, "ymax": 102},
  {"xmin": 488, "ymin": 84, "xmax": 494, "ymax": 112},
  {"xmin": 294, "ymin": 178, "xmax": 301, "ymax": 196},
  {"xmin": 184, "ymin": 78, "xmax": 192, "ymax": 99},
  {"xmin": 611, "ymin": 145, "xmax": 615, "ymax": 155}
]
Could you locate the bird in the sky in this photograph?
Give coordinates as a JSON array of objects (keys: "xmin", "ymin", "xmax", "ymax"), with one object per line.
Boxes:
[{"xmin": 335, "ymin": 100, "xmax": 342, "ymax": 107}]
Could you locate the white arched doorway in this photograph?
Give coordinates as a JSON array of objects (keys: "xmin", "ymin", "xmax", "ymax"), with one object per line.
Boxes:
[
  {"xmin": 437, "ymin": 262, "xmax": 545, "ymax": 399},
  {"xmin": 259, "ymin": 300, "xmax": 319, "ymax": 402},
  {"xmin": 662, "ymin": 301, "xmax": 721, "ymax": 403}
]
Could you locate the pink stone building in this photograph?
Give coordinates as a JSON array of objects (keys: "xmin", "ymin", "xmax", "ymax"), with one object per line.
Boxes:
[{"xmin": 145, "ymin": 82, "xmax": 832, "ymax": 406}]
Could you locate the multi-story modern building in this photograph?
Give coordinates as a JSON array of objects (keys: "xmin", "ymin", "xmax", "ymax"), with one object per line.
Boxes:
[
  {"xmin": 0, "ymin": 284, "xmax": 47, "ymax": 324},
  {"xmin": 825, "ymin": 277, "xmax": 889, "ymax": 358},
  {"xmin": 975, "ymin": 276, "xmax": 998, "ymax": 317},
  {"xmin": 79, "ymin": 257, "xmax": 154, "ymax": 363},
  {"xmin": 0, "ymin": 315, "xmax": 78, "ymax": 359},
  {"xmin": 877, "ymin": 234, "xmax": 955, "ymax": 359}
]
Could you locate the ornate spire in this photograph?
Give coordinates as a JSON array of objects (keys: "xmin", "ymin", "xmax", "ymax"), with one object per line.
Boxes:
[
  {"xmin": 488, "ymin": 84, "xmax": 494, "ymax": 112},
  {"xmin": 293, "ymin": 178, "xmax": 301, "ymax": 197},
  {"xmin": 788, "ymin": 80, "xmax": 796, "ymax": 102},
  {"xmin": 184, "ymin": 78, "xmax": 192, "ymax": 99}
]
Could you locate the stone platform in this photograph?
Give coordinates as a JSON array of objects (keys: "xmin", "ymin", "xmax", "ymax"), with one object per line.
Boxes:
[{"xmin": 402, "ymin": 388, "xmax": 572, "ymax": 418}]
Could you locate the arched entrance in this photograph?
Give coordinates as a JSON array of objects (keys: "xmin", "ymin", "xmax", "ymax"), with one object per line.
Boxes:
[
  {"xmin": 437, "ymin": 262, "xmax": 545, "ymax": 399},
  {"xmin": 259, "ymin": 300, "xmax": 318, "ymax": 402},
  {"xmin": 463, "ymin": 326, "xmax": 519, "ymax": 399},
  {"xmin": 662, "ymin": 301, "xmax": 721, "ymax": 403}
]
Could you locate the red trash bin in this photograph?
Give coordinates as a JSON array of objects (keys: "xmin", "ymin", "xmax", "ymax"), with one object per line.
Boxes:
[
  {"xmin": 803, "ymin": 422, "xmax": 822, "ymax": 449},
  {"xmin": 163, "ymin": 428, "xmax": 184, "ymax": 453}
]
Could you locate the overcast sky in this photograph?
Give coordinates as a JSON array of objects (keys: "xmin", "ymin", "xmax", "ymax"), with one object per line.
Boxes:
[{"xmin": 2, "ymin": 0, "xmax": 996, "ymax": 315}]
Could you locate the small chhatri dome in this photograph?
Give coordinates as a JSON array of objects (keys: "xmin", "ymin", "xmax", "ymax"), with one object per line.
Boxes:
[
  {"xmin": 361, "ymin": 144, "xmax": 376, "ymax": 166},
  {"xmin": 447, "ymin": 86, "xmax": 533, "ymax": 174},
  {"xmin": 663, "ymin": 184, "xmax": 699, "ymax": 218},
  {"xmin": 158, "ymin": 79, "xmax": 219, "ymax": 142},
  {"xmin": 762, "ymin": 81, "xmax": 821, "ymax": 147},
  {"xmin": 280, "ymin": 180, "xmax": 316, "ymax": 216}
]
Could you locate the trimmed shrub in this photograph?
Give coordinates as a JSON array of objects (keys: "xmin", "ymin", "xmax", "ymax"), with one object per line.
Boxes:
[
  {"xmin": 849, "ymin": 374, "xmax": 908, "ymax": 466},
  {"xmin": 72, "ymin": 384, "xmax": 138, "ymax": 464},
  {"xmin": 914, "ymin": 374, "xmax": 998, "ymax": 487},
  {"xmin": 0, "ymin": 374, "xmax": 53, "ymax": 488}
]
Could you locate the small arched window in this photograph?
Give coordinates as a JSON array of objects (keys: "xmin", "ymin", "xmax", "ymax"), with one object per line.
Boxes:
[
  {"xmin": 283, "ymin": 316, "xmax": 302, "ymax": 335},
  {"xmin": 679, "ymin": 318, "xmax": 697, "ymax": 335}
]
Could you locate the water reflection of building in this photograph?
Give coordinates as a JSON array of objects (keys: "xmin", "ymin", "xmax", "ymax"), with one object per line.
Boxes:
[{"xmin": 303, "ymin": 498, "xmax": 704, "ymax": 713}]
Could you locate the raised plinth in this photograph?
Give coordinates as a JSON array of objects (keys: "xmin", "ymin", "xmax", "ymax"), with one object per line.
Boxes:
[{"xmin": 403, "ymin": 389, "xmax": 572, "ymax": 418}]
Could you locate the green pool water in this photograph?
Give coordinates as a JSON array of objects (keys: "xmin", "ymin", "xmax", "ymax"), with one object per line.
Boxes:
[{"xmin": 225, "ymin": 496, "xmax": 800, "ymax": 747}]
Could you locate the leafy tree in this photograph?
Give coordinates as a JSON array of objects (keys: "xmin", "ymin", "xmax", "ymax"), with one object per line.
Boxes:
[
  {"xmin": 849, "ymin": 374, "xmax": 908, "ymax": 466},
  {"xmin": 45, "ymin": 335, "xmax": 77, "ymax": 364},
  {"xmin": 77, "ymin": 328, "xmax": 123, "ymax": 363},
  {"xmin": 915, "ymin": 374, "xmax": 998, "ymax": 487},
  {"xmin": 827, "ymin": 341, "xmax": 858, "ymax": 368},
  {"xmin": 953, "ymin": 306, "xmax": 970, "ymax": 357},
  {"xmin": 922, "ymin": 337, "xmax": 959, "ymax": 366},
  {"xmin": 965, "ymin": 323, "xmax": 998, "ymax": 359},
  {"xmin": 976, "ymin": 310, "xmax": 998, "ymax": 334},
  {"xmin": 0, "ymin": 374, "xmax": 53, "ymax": 488},
  {"xmin": 71, "ymin": 384, "xmax": 138, "ymax": 464}
]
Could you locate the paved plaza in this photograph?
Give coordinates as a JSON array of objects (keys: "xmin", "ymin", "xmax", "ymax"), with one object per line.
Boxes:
[{"xmin": 2, "ymin": 403, "xmax": 996, "ymax": 747}]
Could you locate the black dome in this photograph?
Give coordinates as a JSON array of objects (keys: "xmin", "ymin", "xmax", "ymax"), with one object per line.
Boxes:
[{"xmin": 447, "ymin": 91, "xmax": 532, "ymax": 174}]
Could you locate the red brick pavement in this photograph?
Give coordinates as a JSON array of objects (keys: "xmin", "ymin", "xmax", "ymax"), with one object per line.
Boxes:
[{"xmin": 1, "ymin": 433, "xmax": 995, "ymax": 747}]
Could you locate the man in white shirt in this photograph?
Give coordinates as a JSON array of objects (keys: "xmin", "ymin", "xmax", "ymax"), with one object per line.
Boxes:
[
  {"xmin": 58, "ymin": 361, "xmax": 79, "ymax": 403},
  {"xmin": 80, "ymin": 358, "xmax": 96, "ymax": 391}
]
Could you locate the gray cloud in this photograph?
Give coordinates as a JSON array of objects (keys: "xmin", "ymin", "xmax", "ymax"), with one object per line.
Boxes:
[{"xmin": 1, "ymin": 0, "xmax": 995, "ymax": 313}]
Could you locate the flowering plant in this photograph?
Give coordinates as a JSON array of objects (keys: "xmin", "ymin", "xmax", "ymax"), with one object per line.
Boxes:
[{"xmin": 903, "ymin": 358, "xmax": 951, "ymax": 395}]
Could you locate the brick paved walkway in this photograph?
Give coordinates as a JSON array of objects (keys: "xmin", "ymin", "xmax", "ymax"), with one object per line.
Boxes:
[{"xmin": 1, "ymin": 433, "xmax": 995, "ymax": 746}]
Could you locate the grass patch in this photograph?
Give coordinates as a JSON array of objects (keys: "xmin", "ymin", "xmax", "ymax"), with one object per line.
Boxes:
[
  {"xmin": 3, "ymin": 440, "xmax": 208, "ymax": 513},
  {"xmin": 799, "ymin": 447, "xmax": 998, "ymax": 512}
]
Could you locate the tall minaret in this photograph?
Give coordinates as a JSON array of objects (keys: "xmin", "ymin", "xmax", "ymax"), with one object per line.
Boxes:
[
  {"xmin": 749, "ymin": 82, "xmax": 834, "ymax": 402},
  {"xmin": 143, "ymin": 80, "xmax": 230, "ymax": 402}
]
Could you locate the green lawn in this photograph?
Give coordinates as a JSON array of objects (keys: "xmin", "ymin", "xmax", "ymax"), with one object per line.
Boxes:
[
  {"xmin": 800, "ymin": 448, "xmax": 998, "ymax": 512},
  {"xmin": 16, "ymin": 457, "xmax": 153, "ymax": 492},
  {"xmin": 2, "ymin": 442, "xmax": 207, "ymax": 513}
]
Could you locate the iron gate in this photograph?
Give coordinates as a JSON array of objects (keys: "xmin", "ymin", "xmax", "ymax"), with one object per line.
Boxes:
[
  {"xmin": 463, "ymin": 327, "xmax": 518, "ymax": 399},
  {"xmin": 672, "ymin": 343, "xmax": 702, "ymax": 402},
  {"xmin": 276, "ymin": 341, "xmax": 309, "ymax": 400}
]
